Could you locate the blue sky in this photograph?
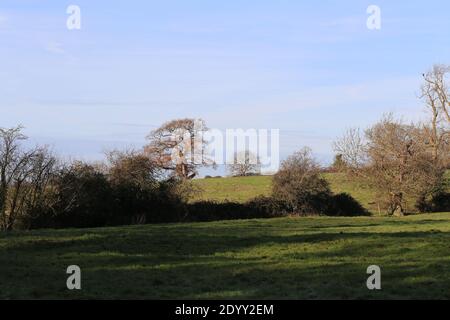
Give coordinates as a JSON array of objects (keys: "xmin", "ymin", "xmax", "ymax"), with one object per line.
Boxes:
[{"xmin": 1, "ymin": 0, "xmax": 449, "ymax": 169}]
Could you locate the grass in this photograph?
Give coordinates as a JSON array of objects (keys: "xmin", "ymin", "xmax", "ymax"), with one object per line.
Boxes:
[
  {"xmin": 2, "ymin": 213, "xmax": 450, "ymax": 299},
  {"xmin": 193, "ymin": 174, "xmax": 377, "ymax": 206},
  {"xmin": 193, "ymin": 175, "xmax": 272, "ymax": 203}
]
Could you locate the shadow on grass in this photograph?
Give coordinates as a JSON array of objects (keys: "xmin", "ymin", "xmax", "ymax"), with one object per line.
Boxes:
[{"xmin": 2, "ymin": 221, "xmax": 450, "ymax": 299}]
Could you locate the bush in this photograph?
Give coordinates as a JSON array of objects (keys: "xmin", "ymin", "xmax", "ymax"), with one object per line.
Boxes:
[
  {"xmin": 328, "ymin": 193, "xmax": 369, "ymax": 217},
  {"xmin": 432, "ymin": 193, "xmax": 450, "ymax": 212},
  {"xmin": 273, "ymin": 148, "xmax": 332, "ymax": 215},
  {"xmin": 22, "ymin": 162, "xmax": 116, "ymax": 229},
  {"xmin": 245, "ymin": 196, "xmax": 286, "ymax": 218},
  {"xmin": 187, "ymin": 196, "xmax": 286, "ymax": 222},
  {"xmin": 416, "ymin": 192, "xmax": 450, "ymax": 213},
  {"xmin": 187, "ymin": 201, "xmax": 250, "ymax": 222},
  {"xmin": 23, "ymin": 158, "xmax": 189, "ymax": 229}
]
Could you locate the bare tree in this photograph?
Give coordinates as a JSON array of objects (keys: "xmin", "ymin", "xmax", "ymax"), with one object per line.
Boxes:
[
  {"xmin": 144, "ymin": 119, "xmax": 214, "ymax": 179},
  {"xmin": 420, "ymin": 64, "xmax": 450, "ymax": 161},
  {"xmin": 334, "ymin": 115, "xmax": 445, "ymax": 216},
  {"xmin": 106, "ymin": 149, "xmax": 160, "ymax": 188},
  {"xmin": 0, "ymin": 126, "xmax": 57, "ymax": 230},
  {"xmin": 332, "ymin": 127, "xmax": 367, "ymax": 175},
  {"xmin": 227, "ymin": 150, "xmax": 261, "ymax": 176},
  {"xmin": 272, "ymin": 147, "xmax": 331, "ymax": 215}
]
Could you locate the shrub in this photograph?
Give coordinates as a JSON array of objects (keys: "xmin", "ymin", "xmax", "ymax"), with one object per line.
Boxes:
[
  {"xmin": 187, "ymin": 196, "xmax": 287, "ymax": 222},
  {"xmin": 24, "ymin": 158, "xmax": 189, "ymax": 229},
  {"xmin": 245, "ymin": 196, "xmax": 286, "ymax": 218},
  {"xmin": 40, "ymin": 162, "xmax": 114, "ymax": 229},
  {"xmin": 187, "ymin": 201, "xmax": 250, "ymax": 222},
  {"xmin": 432, "ymin": 193, "xmax": 450, "ymax": 212},
  {"xmin": 416, "ymin": 192, "xmax": 450, "ymax": 213},
  {"xmin": 273, "ymin": 148, "xmax": 332, "ymax": 215},
  {"xmin": 328, "ymin": 193, "xmax": 369, "ymax": 217}
]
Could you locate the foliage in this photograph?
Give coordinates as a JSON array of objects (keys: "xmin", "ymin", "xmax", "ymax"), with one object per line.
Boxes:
[
  {"xmin": 334, "ymin": 115, "xmax": 447, "ymax": 215},
  {"xmin": 328, "ymin": 193, "xmax": 370, "ymax": 217},
  {"xmin": 272, "ymin": 148, "xmax": 332, "ymax": 215},
  {"xmin": 144, "ymin": 118, "xmax": 214, "ymax": 179}
]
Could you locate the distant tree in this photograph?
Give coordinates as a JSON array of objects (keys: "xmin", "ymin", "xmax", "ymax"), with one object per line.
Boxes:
[
  {"xmin": 332, "ymin": 127, "xmax": 367, "ymax": 175},
  {"xmin": 331, "ymin": 154, "xmax": 346, "ymax": 172},
  {"xmin": 145, "ymin": 119, "xmax": 214, "ymax": 179},
  {"xmin": 228, "ymin": 151, "xmax": 261, "ymax": 176}
]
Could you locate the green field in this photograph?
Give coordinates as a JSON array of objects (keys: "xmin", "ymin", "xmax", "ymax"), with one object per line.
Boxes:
[
  {"xmin": 194, "ymin": 172, "xmax": 450, "ymax": 214},
  {"xmin": 193, "ymin": 175, "xmax": 272, "ymax": 203},
  {"xmin": 193, "ymin": 174, "xmax": 379, "ymax": 208},
  {"xmin": 193, "ymin": 174, "xmax": 382, "ymax": 214},
  {"xmin": 2, "ymin": 213, "xmax": 450, "ymax": 299},
  {"xmin": 1, "ymin": 172, "xmax": 450, "ymax": 299}
]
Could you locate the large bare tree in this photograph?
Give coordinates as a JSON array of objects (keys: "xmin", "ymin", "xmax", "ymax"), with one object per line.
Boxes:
[
  {"xmin": 0, "ymin": 126, "xmax": 56, "ymax": 230},
  {"xmin": 420, "ymin": 64, "xmax": 450, "ymax": 162},
  {"xmin": 334, "ymin": 115, "xmax": 444, "ymax": 216},
  {"xmin": 145, "ymin": 119, "xmax": 214, "ymax": 179}
]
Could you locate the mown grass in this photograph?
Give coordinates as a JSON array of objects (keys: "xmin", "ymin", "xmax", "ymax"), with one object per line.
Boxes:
[{"xmin": 1, "ymin": 212, "xmax": 450, "ymax": 299}]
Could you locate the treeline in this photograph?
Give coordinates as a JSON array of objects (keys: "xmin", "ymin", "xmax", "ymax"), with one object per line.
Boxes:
[
  {"xmin": 0, "ymin": 125, "xmax": 369, "ymax": 231},
  {"xmin": 0, "ymin": 135, "xmax": 187, "ymax": 231},
  {"xmin": 1, "ymin": 64, "xmax": 449, "ymax": 230}
]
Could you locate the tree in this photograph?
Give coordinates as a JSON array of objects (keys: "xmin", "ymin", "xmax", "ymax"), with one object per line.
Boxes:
[
  {"xmin": 0, "ymin": 126, "xmax": 57, "ymax": 230},
  {"xmin": 227, "ymin": 150, "xmax": 261, "ymax": 176},
  {"xmin": 145, "ymin": 119, "xmax": 214, "ymax": 179},
  {"xmin": 420, "ymin": 64, "xmax": 450, "ymax": 162},
  {"xmin": 332, "ymin": 127, "xmax": 367, "ymax": 175},
  {"xmin": 106, "ymin": 149, "xmax": 160, "ymax": 188},
  {"xmin": 272, "ymin": 147, "xmax": 331, "ymax": 215},
  {"xmin": 46, "ymin": 161, "xmax": 114, "ymax": 228},
  {"xmin": 334, "ymin": 115, "xmax": 445, "ymax": 216},
  {"xmin": 106, "ymin": 149, "xmax": 161, "ymax": 225}
]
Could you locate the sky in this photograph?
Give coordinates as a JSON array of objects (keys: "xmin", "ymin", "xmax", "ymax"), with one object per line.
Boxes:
[{"xmin": 1, "ymin": 0, "xmax": 449, "ymax": 173}]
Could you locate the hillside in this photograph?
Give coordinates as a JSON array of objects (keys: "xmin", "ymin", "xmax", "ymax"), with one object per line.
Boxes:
[
  {"xmin": 193, "ymin": 173, "xmax": 380, "ymax": 213},
  {"xmin": 2, "ymin": 213, "xmax": 450, "ymax": 299},
  {"xmin": 193, "ymin": 172, "xmax": 450, "ymax": 215}
]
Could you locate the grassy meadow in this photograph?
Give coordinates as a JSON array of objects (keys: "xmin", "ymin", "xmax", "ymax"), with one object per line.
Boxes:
[
  {"xmin": 193, "ymin": 172, "xmax": 450, "ymax": 214},
  {"xmin": 1, "ymin": 172, "xmax": 450, "ymax": 299},
  {"xmin": 1, "ymin": 213, "xmax": 450, "ymax": 299},
  {"xmin": 193, "ymin": 173, "xmax": 387, "ymax": 214}
]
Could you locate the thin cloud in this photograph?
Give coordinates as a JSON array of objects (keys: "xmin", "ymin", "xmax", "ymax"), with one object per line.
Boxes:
[{"xmin": 45, "ymin": 42, "xmax": 65, "ymax": 54}]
